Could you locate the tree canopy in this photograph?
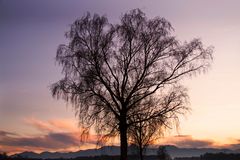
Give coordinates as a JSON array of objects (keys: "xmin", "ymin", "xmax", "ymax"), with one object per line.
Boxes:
[{"xmin": 51, "ymin": 9, "xmax": 213, "ymax": 160}]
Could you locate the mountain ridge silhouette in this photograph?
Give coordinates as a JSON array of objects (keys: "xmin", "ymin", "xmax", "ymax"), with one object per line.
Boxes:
[{"xmin": 13, "ymin": 145, "xmax": 238, "ymax": 159}]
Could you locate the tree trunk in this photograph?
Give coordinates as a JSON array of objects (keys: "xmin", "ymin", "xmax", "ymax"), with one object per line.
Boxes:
[
  {"xmin": 139, "ymin": 126, "xmax": 143, "ymax": 160},
  {"xmin": 120, "ymin": 118, "xmax": 128, "ymax": 160},
  {"xmin": 140, "ymin": 146, "xmax": 143, "ymax": 160}
]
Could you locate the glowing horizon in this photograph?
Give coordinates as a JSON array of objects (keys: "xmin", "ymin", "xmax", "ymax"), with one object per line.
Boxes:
[{"xmin": 1, "ymin": 117, "xmax": 240, "ymax": 155}]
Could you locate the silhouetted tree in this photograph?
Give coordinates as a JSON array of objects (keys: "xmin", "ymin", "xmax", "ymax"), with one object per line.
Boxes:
[
  {"xmin": 129, "ymin": 143, "xmax": 139, "ymax": 156},
  {"xmin": 51, "ymin": 9, "xmax": 213, "ymax": 160},
  {"xmin": 128, "ymin": 112, "xmax": 163, "ymax": 160},
  {"xmin": 128, "ymin": 86, "xmax": 188, "ymax": 160},
  {"xmin": 157, "ymin": 146, "xmax": 171, "ymax": 160},
  {"xmin": 0, "ymin": 152, "xmax": 8, "ymax": 160}
]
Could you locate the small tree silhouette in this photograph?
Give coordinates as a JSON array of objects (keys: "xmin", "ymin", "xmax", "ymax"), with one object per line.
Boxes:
[
  {"xmin": 0, "ymin": 152, "xmax": 8, "ymax": 160},
  {"xmin": 157, "ymin": 146, "xmax": 171, "ymax": 160}
]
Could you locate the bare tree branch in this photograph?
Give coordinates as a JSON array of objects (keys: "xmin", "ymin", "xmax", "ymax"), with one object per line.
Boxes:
[{"xmin": 51, "ymin": 9, "xmax": 213, "ymax": 160}]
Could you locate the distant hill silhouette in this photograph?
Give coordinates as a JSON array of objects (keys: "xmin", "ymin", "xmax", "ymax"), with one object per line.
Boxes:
[{"xmin": 13, "ymin": 145, "xmax": 238, "ymax": 159}]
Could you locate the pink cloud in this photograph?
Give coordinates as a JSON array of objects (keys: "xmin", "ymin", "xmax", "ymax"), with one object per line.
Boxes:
[
  {"xmin": 159, "ymin": 135, "xmax": 215, "ymax": 148},
  {"xmin": 0, "ymin": 118, "xmax": 104, "ymax": 154},
  {"xmin": 48, "ymin": 119, "xmax": 78, "ymax": 132},
  {"xmin": 24, "ymin": 117, "xmax": 78, "ymax": 133},
  {"xmin": 25, "ymin": 117, "xmax": 54, "ymax": 132},
  {"xmin": 3, "ymin": 117, "xmax": 239, "ymax": 154},
  {"xmin": 0, "ymin": 130, "xmax": 87, "ymax": 154}
]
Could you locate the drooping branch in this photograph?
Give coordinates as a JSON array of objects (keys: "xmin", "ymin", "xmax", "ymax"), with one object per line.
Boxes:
[{"xmin": 51, "ymin": 9, "xmax": 213, "ymax": 160}]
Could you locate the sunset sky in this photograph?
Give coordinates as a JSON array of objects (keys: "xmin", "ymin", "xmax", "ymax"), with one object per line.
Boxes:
[{"xmin": 1, "ymin": 0, "xmax": 240, "ymax": 154}]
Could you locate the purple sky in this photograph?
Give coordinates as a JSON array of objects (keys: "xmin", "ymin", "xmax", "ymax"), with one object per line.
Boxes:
[{"xmin": 1, "ymin": 0, "xmax": 240, "ymax": 153}]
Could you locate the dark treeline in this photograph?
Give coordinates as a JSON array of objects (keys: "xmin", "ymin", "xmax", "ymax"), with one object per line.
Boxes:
[
  {"xmin": 2, "ymin": 153, "xmax": 240, "ymax": 160},
  {"xmin": 0, "ymin": 154, "xmax": 160, "ymax": 160},
  {"xmin": 174, "ymin": 153, "xmax": 240, "ymax": 160},
  {"xmin": 174, "ymin": 157, "xmax": 200, "ymax": 160},
  {"xmin": 201, "ymin": 152, "xmax": 240, "ymax": 160}
]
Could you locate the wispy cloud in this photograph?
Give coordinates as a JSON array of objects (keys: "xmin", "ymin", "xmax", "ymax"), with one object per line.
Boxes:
[
  {"xmin": 24, "ymin": 117, "xmax": 105, "ymax": 144},
  {"xmin": 0, "ymin": 129, "xmax": 101, "ymax": 154},
  {"xmin": 25, "ymin": 118, "xmax": 55, "ymax": 132},
  {"xmin": 24, "ymin": 117, "xmax": 78, "ymax": 133},
  {"xmin": 223, "ymin": 139, "xmax": 240, "ymax": 150},
  {"xmin": 173, "ymin": 135, "xmax": 214, "ymax": 148},
  {"xmin": 0, "ymin": 118, "xmax": 102, "ymax": 154},
  {"xmin": 1, "ymin": 118, "xmax": 240, "ymax": 154},
  {"xmin": 159, "ymin": 135, "xmax": 215, "ymax": 148},
  {"xmin": 0, "ymin": 131, "xmax": 17, "ymax": 137},
  {"xmin": 0, "ymin": 132, "xmax": 78, "ymax": 149}
]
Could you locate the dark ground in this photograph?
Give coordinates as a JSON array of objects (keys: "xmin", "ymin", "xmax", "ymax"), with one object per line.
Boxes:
[{"xmin": 1, "ymin": 153, "xmax": 240, "ymax": 160}]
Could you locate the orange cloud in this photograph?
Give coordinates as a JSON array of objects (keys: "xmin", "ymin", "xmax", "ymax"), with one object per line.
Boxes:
[
  {"xmin": 25, "ymin": 118, "xmax": 54, "ymax": 132},
  {"xmin": 4, "ymin": 117, "xmax": 239, "ymax": 155},
  {"xmin": 0, "ymin": 117, "xmax": 108, "ymax": 154},
  {"xmin": 24, "ymin": 117, "xmax": 78, "ymax": 133},
  {"xmin": 48, "ymin": 119, "xmax": 78, "ymax": 132},
  {"xmin": 23, "ymin": 117, "xmax": 117, "ymax": 145},
  {"xmin": 0, "ymin": 130, "xmax": 86, "ymax": 154},
  {"xmin": 158, "ymin": 135, "xmax": 215, "ymax": 148}
]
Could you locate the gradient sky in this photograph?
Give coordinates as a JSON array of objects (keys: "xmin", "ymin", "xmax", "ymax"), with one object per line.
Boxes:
[{"xmin": 1, "ymin": 0, "xmax": 240, "ymax": 154}]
